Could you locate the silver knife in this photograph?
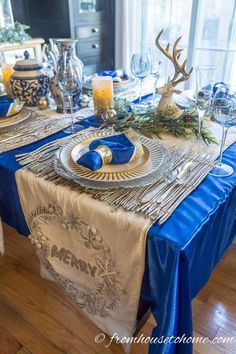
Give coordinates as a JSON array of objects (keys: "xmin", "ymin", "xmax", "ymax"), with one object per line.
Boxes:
[
  {"xmin": 155, "ymin": 161, "xmax": 195, "ymax": 204},
  {"xmin": 0, "ymin": 133, "xmax": 21, "ymax": 143},
  {"xmin": 140, "ymin": 161, "xmax": 194, "ymax": 204}
]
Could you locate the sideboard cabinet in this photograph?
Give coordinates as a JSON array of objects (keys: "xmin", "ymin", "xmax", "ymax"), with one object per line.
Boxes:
[
  {"xmin": 12, "ymin": 0, "xmax": 115, "ymax": 75},
  {"xmin": 69, "ymin": 0, "xmax": 115, "ymax": 75}
]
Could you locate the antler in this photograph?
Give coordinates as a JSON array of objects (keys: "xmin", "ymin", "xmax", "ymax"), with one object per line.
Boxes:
[{"xmin": 155, "ymin": 29, "xmax": 193, "ymax": 87}]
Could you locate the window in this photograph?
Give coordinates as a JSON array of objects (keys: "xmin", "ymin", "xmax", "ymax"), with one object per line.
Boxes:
[
  {"xmin": 141, "ymin": 0, "xmax": 236, "ymax": 87},
  {"xmin": 0, "ymin": 0, "xmax": 14, "ymax": 29}
]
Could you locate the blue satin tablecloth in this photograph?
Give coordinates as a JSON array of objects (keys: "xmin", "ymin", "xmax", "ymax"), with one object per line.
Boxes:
[{"xmin": 0, "ymin": 110, "xmax": 235, "ymax": 354}]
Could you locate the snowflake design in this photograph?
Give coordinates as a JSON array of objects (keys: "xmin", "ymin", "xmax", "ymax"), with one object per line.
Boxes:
[{"xmin": 97, "ymin": 258, "xmax": 118, "ymax": 285}]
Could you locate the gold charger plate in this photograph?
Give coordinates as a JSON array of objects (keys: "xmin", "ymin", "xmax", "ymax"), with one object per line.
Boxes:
[
  {"xmin": 59, "ymin": 130, "xmax": 165, "ymax": 184},
  {"xmin": 0, "ymin": 111, "xmax": 21, "ymax": 123},
  {"xmin": 0, "ymin": 108, "xmax": 30, "ymax": 129},
  {"xmin": 70, "ymin": 136, "xmax": 150, "ymax": 174}
]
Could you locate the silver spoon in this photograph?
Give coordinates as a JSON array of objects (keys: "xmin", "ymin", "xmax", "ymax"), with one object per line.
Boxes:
[
  {"xmin": 140, "ymin": 160, "xmax": 193, "ymax": 204},
  {"xmin": 154, "ymin": 161, "xmax": 194, "ymax": 204}
]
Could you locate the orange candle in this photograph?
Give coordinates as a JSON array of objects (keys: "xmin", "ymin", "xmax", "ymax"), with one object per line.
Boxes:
[
  {"xmin": 2, "ymin": 63, "xmax": 14, "ymax": 98},
  {"xmin": 92, "ymin": 76, "xmax": 113, "ymax": 117}
]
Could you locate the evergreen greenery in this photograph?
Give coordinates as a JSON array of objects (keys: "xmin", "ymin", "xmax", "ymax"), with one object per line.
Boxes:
[{"xmin": 113, "ymin": 98, "xmax": 217, "ymax": 145}]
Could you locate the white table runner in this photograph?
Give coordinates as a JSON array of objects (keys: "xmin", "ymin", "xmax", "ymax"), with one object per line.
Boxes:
[{"xmin": 15, "ymin": 170, "xmax": 151, "ymax": 352}]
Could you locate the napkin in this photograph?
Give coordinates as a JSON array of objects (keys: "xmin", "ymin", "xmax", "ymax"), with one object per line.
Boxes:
[
  {"xmin": 0, "ymin": 95, "xmax": 24, "ymax": 118},
  {"xmin": 77, "ymin": 130, "xmax": 143, "ymax": 171},
  {"xmin": 98, "ymin": 69, "xmax": 129, "ymax": 80},
  {"xmin": 213, "ymin": 82, "xmax": 226, "ymax": 97},
  {"xmin": 0, "ymin": 95, "xmax": 14, "ymax": 117}
]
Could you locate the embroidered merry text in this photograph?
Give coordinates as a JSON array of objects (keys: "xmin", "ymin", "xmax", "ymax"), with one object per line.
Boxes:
[{"xmin": 51, "ymin": 244, "xmax": 97, "ymax": 277}]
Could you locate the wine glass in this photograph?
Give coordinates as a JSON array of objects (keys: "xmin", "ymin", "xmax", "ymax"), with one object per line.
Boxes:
[
  {"xmin": 195, "ymin": 65, "xmax": 217, "ymax": 139},
  {"xmin": 58, "ymin": 50, "xmax": 83, "ymax": 134},
  {"xmin": 151, "ymin": 55, "xmax": 161, "ymax": 105},
  {"xmin": 131, "ymin": 52, "xmax": 151, "ymax": 109},
  {"xmin": 210, "ymin": 85, "xmax": 236, "ymax": 177}
]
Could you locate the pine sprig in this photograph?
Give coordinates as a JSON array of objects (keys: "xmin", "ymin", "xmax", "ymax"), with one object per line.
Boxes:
[{"xmin": 113, "ymin": 98, "xmax": 217, "ymax": 145}]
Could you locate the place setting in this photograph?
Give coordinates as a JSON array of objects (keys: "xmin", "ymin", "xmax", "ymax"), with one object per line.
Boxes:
[
  {"xmin": 0, "ymin": 105, "xmax": 78, "ymax": 153},
  {"xmin": 14, "ymin": 30, "xmax": 236, "ymax": 225},
  {"xmin": 0, "ymin": 47, "xmax": 90, "ymax": 153}
]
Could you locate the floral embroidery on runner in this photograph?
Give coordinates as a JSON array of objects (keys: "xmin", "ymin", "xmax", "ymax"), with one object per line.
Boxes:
[{"xmin": 27, "ymin": 202, "xmax": 127, "ymax": 317}]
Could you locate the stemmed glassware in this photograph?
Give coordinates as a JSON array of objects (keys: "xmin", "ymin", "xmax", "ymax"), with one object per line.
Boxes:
[
  {"xmin": 131, "ymin": 52, "xmax": 152, "ymax": 109},
  {"xmin": 195, "ymin": 65, "xmax": 217, "ymax": 139},
  {"xmin": 150, "ymin": 47, "xmax": 161, "ymax": 105},
  {"xmin": 58, "ymin": 49, "xmax": 83, "ymax": 134},
  {"xmin": 150, "ymin": 52, "xmax": 161, "ymax": 105},
  {"xmin": 210, "ymin": 84, "xmax": 236, "ymax": 177}
]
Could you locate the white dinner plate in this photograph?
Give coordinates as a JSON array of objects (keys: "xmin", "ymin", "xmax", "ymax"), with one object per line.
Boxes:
[
  {"xmin": 0, "ymin": 108, "xmax": 31, "ymax": 129},
  {"xmin": 83, "ymin": 76, "xmax": 138, "ymax": 93}
]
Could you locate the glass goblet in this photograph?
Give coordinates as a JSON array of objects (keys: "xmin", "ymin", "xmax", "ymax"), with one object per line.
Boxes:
[
  {"xmin": 151, "ymin": 59, "xmax": 161, "ymax": 105},
  {"xmin": 195, "ymin": 65, "xmax": 217, "ymax": 139},
  {"xmin": 131, "ymin": 52, "xmax": 151, "ymax": 109},
  {"xmin": 57, "ymin": 50, "xmax": 83, "ymax": 134},
  {"xmin": 210, "ymin": 95, "xmax": 236, "ymax": 177}
]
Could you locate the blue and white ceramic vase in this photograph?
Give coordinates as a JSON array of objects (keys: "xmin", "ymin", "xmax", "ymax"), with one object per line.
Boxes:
[
  {"xmin": 50, "ymin": 39, "xmax": 84, "ymax": 113},
  {"xmin": 10, "ymin": 59, "xmax": 50, "ymax": 107}
]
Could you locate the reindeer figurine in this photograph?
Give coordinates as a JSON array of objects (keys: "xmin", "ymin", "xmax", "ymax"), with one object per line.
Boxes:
[{"xmin": 155, "ymin": 29, "xmax": 193, "ymax": 112}]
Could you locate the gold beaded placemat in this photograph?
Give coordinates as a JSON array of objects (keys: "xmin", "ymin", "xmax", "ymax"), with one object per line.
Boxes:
[{"xmin": 0, "ymin": 107, "xmax": 94, "ymax": 153}]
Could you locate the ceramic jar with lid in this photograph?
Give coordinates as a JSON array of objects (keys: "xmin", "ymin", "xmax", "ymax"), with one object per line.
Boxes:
[{"xmin": 10, "ymin": 59, "xmax": 50, "ymax": 106}]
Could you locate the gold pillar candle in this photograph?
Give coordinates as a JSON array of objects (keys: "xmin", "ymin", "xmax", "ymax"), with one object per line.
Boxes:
[
  {"xmin": 2, "ymin": 63, "xmax": 14, "ymax": 98},
  {"xmin": 92, "ymin": 76, "xmax": 113, "ymax": 118}
]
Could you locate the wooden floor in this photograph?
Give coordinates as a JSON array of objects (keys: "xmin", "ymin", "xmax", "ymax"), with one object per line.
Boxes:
[{"xmin": 0, "ymin": 224, "xmax": 235, "ymax": 354}]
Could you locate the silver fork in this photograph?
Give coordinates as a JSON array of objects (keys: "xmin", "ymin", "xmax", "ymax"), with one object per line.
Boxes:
[
  {"xmin": 0, "ymin": 134, "xmax": 22, "ymax": 143},
  {"xmin": 139, "ymin": 150, "xmax": 190, "ymax": 205},
  {"xmin": 154, "ymin": 153, "xmax": 211, "ymax": 208},
  {"xmin": 0, "ymin": 132, "xmax": 40, "ymax": 147},
  {"xmin": 154, "ymin": 160, "xmax": 195, "ymax": 204}
]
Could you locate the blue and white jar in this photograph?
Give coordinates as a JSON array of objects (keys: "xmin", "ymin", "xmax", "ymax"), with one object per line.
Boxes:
[{"xmin": 10, "ymin": 59, "xmax": 50, "ymax": 107}]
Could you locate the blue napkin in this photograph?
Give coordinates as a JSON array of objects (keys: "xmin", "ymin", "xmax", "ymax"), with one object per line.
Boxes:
[
  {"xmin": 0, "ymin": 95, "xmax": 14, "ymax": 117},
  {"xmin": 213, "ymin": 82, "xmax": 226, "ymax": 97},
  {"xmin": 77, "ymin": 133, "xmax": 135, "ymax": 171},
  {"xmin": 98, "ymin": 69, "xmax": 129, "ymax": 80}
]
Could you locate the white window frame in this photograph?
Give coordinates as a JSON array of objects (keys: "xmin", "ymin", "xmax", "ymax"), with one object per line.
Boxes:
[{"xmin": 184, "ymin": 0, "xmax": 236, "ymax": 88}]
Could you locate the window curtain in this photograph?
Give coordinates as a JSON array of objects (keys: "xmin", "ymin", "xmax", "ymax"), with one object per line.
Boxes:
[
  {"xmin": 115, "ymin": 0, "xmax": 143, "ymax": 72},
  {"xmin": 115, "ymin": 0, "xmax": 236, "ymax": 85}
]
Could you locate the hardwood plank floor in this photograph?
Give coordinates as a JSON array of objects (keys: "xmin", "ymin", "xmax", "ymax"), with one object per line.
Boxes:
[{"xmin": 0, "ymin": 224, "xmax": 235, "ymax": 354}]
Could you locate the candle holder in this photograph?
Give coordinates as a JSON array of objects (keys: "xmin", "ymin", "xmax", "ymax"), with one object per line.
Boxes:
[
  {"xmin": 2, "ymin": 63, "xmax": 14, "ymax": 98},
  {"xmin": 92, "ymin": 76, "xmax": 114, "ymax": 120}
]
